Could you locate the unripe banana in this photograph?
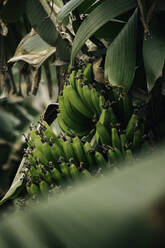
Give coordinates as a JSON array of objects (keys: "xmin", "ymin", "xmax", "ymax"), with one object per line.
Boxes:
[
  {"xmin": 125, "ymin": 149, "xmax": 134, "ymax": 164},
  {"xmin": 120, "ymin": 133, "xmax": 127, "ymax": 155},
  {"xmin": 65, "ymin": 85, "xmax": 93, "ymax": 118},
  {"xmin": 83, "ymin": 63, "xmax": 93, "ymax": 83},
  {"xmin": 27, "ymin": 155, "xmax": 37, "ymax": 167},
  {"xmin": 63, "ymin": 85, "xmax": 88, "ymax": 120},
  {"xmin": 113, "ymin": 147, "xmax": 122, "ymax": 162},
  {"xmin": 51, "ymin": 143, "xmax": 65, "ymax": 164},
  {"xmin": 29, "ymin": 130, "xmax": 43, "ymax": 151},
  {"xmin": 41, "ymin": 121, "xmax": 61, "ymax": 146},
  {"xmin": 82, "ymin": 85, "xmax": 96, "ymax": 113},
  {"xmin": 39, "ymin": 180, "xmax": 49, "ymax": 195},
  {"xmin": 99, "ymin": 108, "xmax": 111, "ymax": 128},
  {"xmin": 50, "ymin": 167, "xmax": 62, "ymax": 184},
  {"xmin": 99, "ymin": 95, "xmax": 105, "ymax": 112},
  {"xmin": 32, "ymin": 149, "xmax": 48, "ymax": 166},
  {"xmin": 28, "ymin": 165, "xmax": 44, "ymax": 179},
  {"xmin": 126, "ymin": 114, "xmax": 139, "ymax": 141},
  {"xmin": 42, "ymin": 142, "xmax": 55, "ymax": 163},
  {"xmin": 81, "ymin": 169, "xmax": 91, "ymax": 178},
  {"xmin": 83, "ymin": 141, "xmax": 95, "ymax": 169},
  {"xmin": 43, "ymin": 170, "xmax": 52, "ymax": 184},
  {"xmin": 95, "ymin": 151, "xmax": 107, "ymax": 168},
  {"xmin": 68, "ymin": 70, "xmax": 76, "ymax": 89},
  {"xmin": 72, "ymin": 136, "xmax": 87, "ymax": 164},
  {"xmin": 99, "ymin": 105, "xmax": 117, "ymax": 129},
  {"xmin": 59, "ymin": 95, "xmax": 90, "ymax": 136},
  {"xmin": 96, "ymin": 122, "xmax": 111, "ymax": 145},
  {"xmin": 62, "ymin": 140, "xmax": 76, "ymax": 162},
  {"xmin": 107, "ymin": 149, "xmax": 117, "ymax": 164},
  {"xmin": 76, "ymin": 79, "xmax": 88, "ymax": 106},
  {"xmin": 69, "ymin": 164, "xmax": 79, "ymax": 180},
  {"xmin": 90, "ymin": 87, "xmax": 101, "ymax": 115},
  {"xmin": 111, "ymin": 128, "xmax": 121, "ymax": 150},
  {"xmin": 57, "ymin": 113, "xmax": 73, "ymax": 136},
  {"xmin": 26, "ymin": 182, "xmax": 40, "ymax": 196},
  {"xmin": 60, "ymin": 162, "xmax": 70, "ymax": 180}
]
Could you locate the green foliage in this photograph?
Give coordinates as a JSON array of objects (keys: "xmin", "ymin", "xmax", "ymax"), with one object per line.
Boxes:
[
  {"xmin": 1, "ymin": 148, "xmax": 165, "ymax": 247},
  {"xmin": 1, "ymin": 64, "xmax": 151, "ymax": 203}
]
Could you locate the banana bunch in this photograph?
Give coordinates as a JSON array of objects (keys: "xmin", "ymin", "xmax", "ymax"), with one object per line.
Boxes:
[
  {"xmin": 96, "ymin": 111, "xmax": 149, "ymax": 166},
  {"xmin": 57, "ymin": 64, "xmax": 106, "ymax": 137},
  {"xmin": 21, "ymin": 64, "xmax": 151, "ymax": 201},
  {"xmin": 24, "ymin": 121, "xmax": 98, "ymax": 198}
]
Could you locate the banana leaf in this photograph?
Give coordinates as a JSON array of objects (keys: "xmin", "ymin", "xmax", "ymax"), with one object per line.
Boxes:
[{"xmin": 1, "ymin": 148, "xmax": 165, "ymax": 247}]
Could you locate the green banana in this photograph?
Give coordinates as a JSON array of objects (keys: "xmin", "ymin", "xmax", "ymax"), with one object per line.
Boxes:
[
  {"xmin": 81, "ymin": 169, "xmax": 91, "ymax": 178},
  {"xmin": 83, "ymin": 141, "xmax": 95, "ymax": 169},
  {"xmin": 29, "ymin": 129, "xmax": 43, "ymax": 151},
  {"xmin": 90, "ymin": 87, "xmax": 101, "ymax": 115},
  {"xmin": 43, "ymin": 170, "xmax": 52, "ymax": 184},
  {"xmin": 62, "ymin": 140, "xmax": 76, "ymax": 162},
  {"xmin": 99, "ymin": 108, "xmax": 110, "ymax": 128},
  {"xmin": 125, "ymin": 149, "xmax": 134, "ymax": 164},
  {"xmin": 68, "ymin": 70, "xmax": 76, "ymax": 89},
  {"xmin": 95, "ymin": 151, "xmax": 107, "ymax": 168},
  {"xmin": 63, "ymin": 85, "xmax": 87, "ymax": 120},
  {"xmin": 27, "ymin": 155, "xmax": 37, "ymax": 167},
  {"xmin": 39, "ymin": 180, "xmax": 49, "ymax": 195},
  {"xmin": 120, "ymin": 133, "xmax": 127, "ymax": 155},
  {"xmin": 57, "ymin": 113, "xmax": 74, "ymax": 136},
  {"xmin": 98, "ymin": 105, "xmax": 117, "ymax": 129},
  {"xmin": 50, "ymin": 167, "xmax": 62, "ymax": 184},
  {"xmin": 32, "ymin": 149, "xmax": 48, "ymax": 166},
  {"xmin": 28, "ymin": 165, "xmax": 44, "ymax": 179},
  {"xmin": 69, "ymin": 164, "xmax": 79, "ymax": 180},
  {"xmin": 99, "ymin": 95, "xmax": 105, "ymax": 112},
  {"xmin": 51, "ymin": 143, "xmax": 65, "ymax": 164},
  {"xmin": 65, "ymin": 85, "xmax": 93, "ymax": 118},
  {"xmin": 26, "ymin": 182, "xmax": 40, "ymax": 196},
  {"xmin": 111, "ymin": 128, "xmax": 121, "ymax": 150},
  {"xmin": 126, "ymin": 114, "xmax": 139, "ymax": 141},
  {"xmin": 107, "ymin": 149, "xmax": 117, "ymax": 164},
  {"xmin": 83, "ymin": 63, "xmax": 93, "ymax": 83},
  {"xmin": 72, "ymin": 136, "xmax": 87, "ymax": 164},
  {"xmin": 76, "ymin": 79, "xmax": 88, "ymax": 106},
  {"xmin": 41, "ymin": 121, "xmax": 60, "ymax": 145},
  {"xmin": 82, "ymin": 85, "xmax": 96, "ymax": 113},
  {"xmin": 59, "ymin": 95, "xmax": 90, "ymax": 136},
  {"xmin": 42, "ymin": 142, "xmax": 55, "ymax": 163},
  {"xmin": 113, "ymin": 147, "xmax": 122, "ymax": 162},
  {"xmin": 96, "ymin": 122, "xmax": 111, "ymax": 145},
  {"xmin": 60, "ymin": 162, "xmax": 70, "ymax": 180}
]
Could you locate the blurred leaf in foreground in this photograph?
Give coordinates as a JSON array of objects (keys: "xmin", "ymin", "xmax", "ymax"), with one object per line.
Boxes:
[{"xmin": 0, "ymin": 147, "xmax": 165, "ymax": 247}]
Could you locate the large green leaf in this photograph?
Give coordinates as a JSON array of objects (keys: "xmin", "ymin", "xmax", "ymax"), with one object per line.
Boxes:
[
  {"xmin": 143, "ymin": 18, "xmax": 165, "ymax": 92},
  {"xmin": 105, "ymin": 9, "xmax": 138, "ymax": 91},
  {"xmin": 25, "ymin": 0, "xmax": 59, "ymax": 47},
  {"xmin": 1, "ymin": 149, "xmax": 165, "ymax": 246},
  {"xmin": 57, "ymin": 0, "xmax": 86, "ymax": 22},
  {"xmin": 71, "ymin": 0, "xmax": 137, "ymax": 64}
]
